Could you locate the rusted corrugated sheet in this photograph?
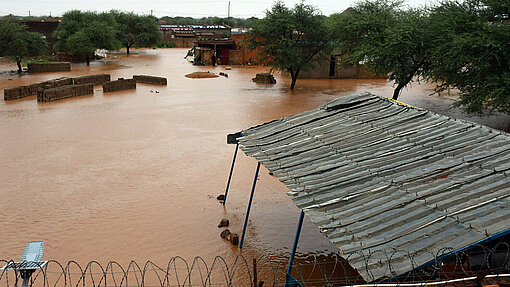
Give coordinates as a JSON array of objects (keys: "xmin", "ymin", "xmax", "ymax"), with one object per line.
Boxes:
[{"xmin": 237, "ymin": 92, "xmax": 510, "ymax": 280}]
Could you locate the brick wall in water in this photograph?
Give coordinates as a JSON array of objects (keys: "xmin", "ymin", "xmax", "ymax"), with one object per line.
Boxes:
[
  {"xmin": 37, "ymin": 84, "xmax": 93, "ymax": 102},
  {"xmin": 133, "ymin": 75, "xmax": 167, "ymax": 85},
  {"xmin": 27, "ymin": 62, "xmax": 71, "ymax": 73},
  {"xmin": 3, "ymin": 77, "xmax": 73, "ymax": 100},
  {"xmin": 73, "ymin": 74, "xmax": 111, "ymax": 85},
  {"xmin": 102, "ymin": 78, "xmax": 136, "ymax": 93}
]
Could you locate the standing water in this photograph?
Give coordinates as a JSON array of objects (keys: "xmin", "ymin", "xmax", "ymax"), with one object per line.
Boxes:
[{"xmin": 1, "ymin": 49, "xmax": 509, "ymax": 271}]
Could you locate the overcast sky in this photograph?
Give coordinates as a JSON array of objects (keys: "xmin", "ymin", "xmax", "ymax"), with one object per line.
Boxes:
[{"xmin": 1, "ymin": 0, "xmax": 434, "ymax": 18}]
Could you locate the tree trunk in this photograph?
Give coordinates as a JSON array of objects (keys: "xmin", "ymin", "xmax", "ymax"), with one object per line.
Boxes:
[
  {"xmin": 16, "ymin": 60, "xmax": 22, "ymax": 74},
  {"xmin": 290, "ymin": 70, "xmax": 300, "ymax": 90},
  {"xmin": 126, "ymin": 46, "xmax": 130, "ymax": 55},
  {"xmin": 86, "ymin": 55, "xmax": 90, "ymax": 66},
  {"xmin": 392, "ymin": 82, "xmax": 406, "ymax": 100}
]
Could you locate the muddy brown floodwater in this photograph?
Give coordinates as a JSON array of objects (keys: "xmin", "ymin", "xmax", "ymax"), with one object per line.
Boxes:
[{"xmin": 1, "ymin": 49, "xmax": 509, "ymax": 269}]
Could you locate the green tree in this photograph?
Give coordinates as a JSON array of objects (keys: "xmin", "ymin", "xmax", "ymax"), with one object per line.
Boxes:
[
  {"xmin": 54, "ymin": 10, "xmax": 120, "ymax": 65},
  {"xmin": 112, "ymin": 11, "xmax": 161, "ymax": 55},
  {"xmin": 329, "ymin": 0, "xmax": 431, "ymax": 100},
  {"xmin": 427, "ymin": 0, "xmax": 510, "ymax": 114},
  {"xmin": 249, "ymin": 1, "xmax": 331, "ymax": 89},
  {"xmin": 0, "ymin": 21, "xmax": 47, "ymax": 73}
]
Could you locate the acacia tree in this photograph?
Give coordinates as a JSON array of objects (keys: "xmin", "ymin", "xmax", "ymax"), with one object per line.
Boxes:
[
  {"xmin": 0, "ymin": 21, "xmax": 46, "ymax": 73},
  {"xmin": 249, "ymin": 1, "xmax": 331, "ymax": 89},
  {"xmin": 54, "ymin": 10, "xmax": 120, "ymax": 65},
  {"xmin": 111, "ymin": 11, "xmax": 161, "ymax": 55},
  {"xmin": 328, "ymin": 0, "xmax": 431, "ymax": 100},
  {"xmin": 427, "ymin": 0, "xmax": 510, "ymax": 114}
]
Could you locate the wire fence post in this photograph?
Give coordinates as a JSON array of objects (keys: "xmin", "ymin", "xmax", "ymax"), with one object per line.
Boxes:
[
  {"xmin": 223, "ymin": 142, "xmax": 239, "ymax": 205},
  {"xmin": 285, "ymin": 210, "xmax": 305, "ymax": 287},
  {"xmin": 240, "ymin": 161, "xmax": 261, "ymax": 249}
]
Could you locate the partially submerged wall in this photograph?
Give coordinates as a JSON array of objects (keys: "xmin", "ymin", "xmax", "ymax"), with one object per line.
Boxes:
[
  {"xmin": 252, "ymin": 73, "xmax": 276, "ymax": 84},
  {"xmin": 37, "ymin": 84, "xmax": 93, "ymax": 102},
  {"xmin": 27, "ymin": 62, "xmax": 71, "ymax": 73},
  {"xmin": 4, "ymin": 77, "xmax": 73, "ymax": 100},
  {"xmin": 133, "ymin": 75, "xmax": 167, "ymax": 85},
  {"xmin": 73, "ymin": 74, "xmax": 111, "ymax": 85},
  {"xmin": 103, "ymin": 78, "xmax": 136, "ymax": 93}
]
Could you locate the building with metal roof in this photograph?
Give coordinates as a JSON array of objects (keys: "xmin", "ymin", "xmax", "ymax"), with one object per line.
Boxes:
[{"xmin": 232, "ymin": 92, "xmax": 510, "ymax": 281}]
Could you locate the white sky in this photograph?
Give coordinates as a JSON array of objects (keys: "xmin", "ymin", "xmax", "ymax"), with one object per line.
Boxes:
[{"xmin": 1, "ymin": 0, "xmax": 434, "ymax": 18}]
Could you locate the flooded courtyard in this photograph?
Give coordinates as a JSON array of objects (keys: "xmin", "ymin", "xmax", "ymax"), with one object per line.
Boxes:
[{"xmin": 1, "ymin": 48, "xmax": 509, "ymax": 267}]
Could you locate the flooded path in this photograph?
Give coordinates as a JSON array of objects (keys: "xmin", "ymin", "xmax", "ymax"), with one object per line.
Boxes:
[{"xmin": 1, "ymin": 49, "xmax": 509, "ymax": 266}]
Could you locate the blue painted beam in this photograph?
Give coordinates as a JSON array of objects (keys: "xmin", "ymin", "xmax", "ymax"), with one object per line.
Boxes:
[
  {"xmin": 239, "ymin": 162, "xmax": 261, "ymax": 249},
  {"xmin": 285, "ymin": 210, "xmax": 305, "ymax": 287},
  {"xmin": 222, "ymin": 142, "xmax": 239, "ymax": 205}
]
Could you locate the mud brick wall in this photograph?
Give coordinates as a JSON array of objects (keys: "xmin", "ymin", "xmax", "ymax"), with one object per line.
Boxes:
[
  {"xmin": 228, "ymin": 50, "xmax": 243, "ymax": 65},
  {"xmin": 3, "ymin": 86, "xmax": 33, "ymax": 100},
  {"xmin": 102, "ymin": 78, "xmax": 136, "ymax": 93},
  {"xmin": 202, "ymin": 50, "xmax": 215, "ymax": 65},
  {"xmin": 73, "ymin": 74, "xmax": 111, "ymax": 85},
  {"xmin": 252, "ymin": 73, "xmax": 276, "ymax": 84},
  {"xmin": 37, "ymin": 84, "xmax": 93, "ymax": 102},
  {"xmin": 3, "ymin": 77, "xmax": 73, "ymax": 100},
  {"xmin": 27, "ymin": 62, "xmax": 71, "ymax": 73},
  {"xmin": 133, "ymin": 75, "xmax": 167, "ymax": 85},
  {"xmin": 44, "ymin": 77, "xmax": 73, "ymax": 88}
]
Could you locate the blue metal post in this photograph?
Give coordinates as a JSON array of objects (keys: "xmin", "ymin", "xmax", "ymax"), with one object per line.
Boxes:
[
  {"xmin": 223, "ymin": 143, "xmax": 239, "ymax": 205},
  {"xmin": 239, "ymin": 162, "xmax": 261, "ymax": 249},
  {"xmin": 285, "ymin": 210, "xmax": 305, "ymax": 287}
]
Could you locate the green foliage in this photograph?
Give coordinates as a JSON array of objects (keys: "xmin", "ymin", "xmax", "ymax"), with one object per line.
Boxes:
[
  {"xmin": 249, "ymin": 1, "xmax": 332, "ymax": 89},
  {"xmin": 0, "ymin": 21, "xmax": 47, "ymax": 72},
  {"xmin": 54, "ymin": 10, "xmax": 121, "ymax": 62},
  {"xmin": 329, "ymin": 0, "xmax": 430, "ymax": 99},
  {"xmin": 427, "ymin": 0, "xmax": 510, "ymax": 114},
  {"xmin": 111, "ymin": 11, "xmax": 161, "ymax": 54},
  {"xmin": 328, "ymin": 0, "xmax": 510, "ymax": 113},
  {"xmin": 157, "ymin": 41, "xmax": 177, "ymax": 48}
]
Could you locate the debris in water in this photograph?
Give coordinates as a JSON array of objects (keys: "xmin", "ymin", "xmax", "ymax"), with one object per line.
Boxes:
[
  {"xmin": 185, "ymin": 72, "xmax": 219, "ymax": 79},
  {"xmin": 218, "ymin": 219, "xmax": 229, "ymax": 228},
  {"xmin": 229, "ymin": 233, "xmax": 239, "ymax": 245},
  {"xmin": 220, "ymin": 229, "xmax": 231, "ymax": 239}
]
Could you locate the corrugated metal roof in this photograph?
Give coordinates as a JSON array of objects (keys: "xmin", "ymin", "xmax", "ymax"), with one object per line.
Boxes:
[{"xmin": 236, "ymin": 92, "xmax": 510, "ymax": 280}]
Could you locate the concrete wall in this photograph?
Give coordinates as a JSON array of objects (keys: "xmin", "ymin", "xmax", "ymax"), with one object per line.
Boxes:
[
  {"xmin": 133, "ymin": 75, "xmax": 167, "ymax": 85},
  {"xmin": 37, "ymin": 84, "xmax": 93, "ymax": 102},
  {"xmin": 103, "ymin": 78, "xmax": 136, "ymax": 93},
  {"xmin": 27, "ymin": 62, "xmax": 71, "ymax": 73}
]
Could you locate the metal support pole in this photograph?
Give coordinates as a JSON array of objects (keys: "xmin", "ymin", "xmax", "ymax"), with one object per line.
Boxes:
[
  {"xmin": 239, "ymin": 162, "xmax": 261, "ymax": 249},
  {"xmin": 285, "ymin": 210, "xmax": 305, "ymax": 287},
  {"xmin": 223, "ymin": 143, "xmax": 239, "ymax": 205}
]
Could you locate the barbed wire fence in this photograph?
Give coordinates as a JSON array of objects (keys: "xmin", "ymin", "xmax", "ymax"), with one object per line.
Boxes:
[{"xmin": 1, "ymin": 243, "xmax": 510, "ymax": 287}]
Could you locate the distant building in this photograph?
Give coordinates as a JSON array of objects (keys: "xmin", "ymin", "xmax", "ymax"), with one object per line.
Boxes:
[
  {"xmin": 2, "ymin": 19, "xmax": 61, "ymax": 52},
  {"xmin": 160, "ymin": 25, "xmax": 231, "ymax": 42}
]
